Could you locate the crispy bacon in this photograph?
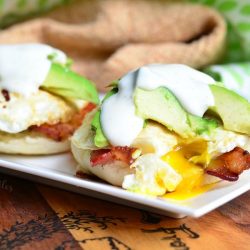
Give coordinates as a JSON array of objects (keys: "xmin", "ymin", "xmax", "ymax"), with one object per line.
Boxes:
[
  {"xmin": 90, "ymin": 149, "xmax": 114, "ymax": 166},
  {"xmin": 31, "ymin": 123, "xmax": 75, "ymax": 142},
  {"xmin": 206, "ymin": 147, "xmax": 250, "ymax": 181},
  {"xmin": 90, "ymin": 146, "xmax": 137, "ymax": 167},
  {"xmin": 1, "ymin": 89, "xmax": 10, "ymax": 101},
  {"xmin": 31, "ymin": 102, "xmax": 96, "ymax": 141}
]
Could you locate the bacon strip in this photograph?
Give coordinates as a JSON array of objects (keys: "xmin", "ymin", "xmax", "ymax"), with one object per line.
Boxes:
[
  {"xmin": 1, "ymin": 89, "xmax": 10, "ymax": 101},
  {"xmin": 90, "ymin": 146, "xmax": 137, "ymax": 167},
  {"xmin": 30, "ymin": 102, "xmax": 96, "ymax": 141},
  {"xmin": 206, "ymin": 147, "xmax": 250, "ymax": 181},
  {"xmin": 90, "ymin": 149, "xmax": 113, "ymax": 166}
]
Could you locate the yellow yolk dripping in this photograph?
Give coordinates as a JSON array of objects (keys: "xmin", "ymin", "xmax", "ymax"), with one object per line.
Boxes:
[{"xmin": 162, "ymin": 142, "xmax": 214, "ymax": 200}]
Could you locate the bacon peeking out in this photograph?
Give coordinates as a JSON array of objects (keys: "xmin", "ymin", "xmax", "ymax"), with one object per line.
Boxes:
[
  {"xmin": 1, "ymin": 89, "xmax": 10, "ymax": 101},
  {"xmin": 90, "ymin": 146, "xmax": 138, "ymax": 167},
  {"xmin": 206, "ymin": 147, "xmax": 250, "ymax": 181},
  {"xmin": 30, "ymin": 103, "xmax": 96, "ymax": 141},
  {"xmin": 90, "ymin": 149, "xmax": 113, "ymax": 166}
]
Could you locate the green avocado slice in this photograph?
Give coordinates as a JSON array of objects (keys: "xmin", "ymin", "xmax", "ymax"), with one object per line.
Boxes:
[
  {"xmin": 91, "ymin": 87, "xmax": 118, "ymax": 147},
  {"xmin": 209, "ymin": 85, "xmax": 250, "ymax": 135},
  {"xmin": 92, "ymin": 110, "xmax": 109, "ymax": 147},
  {"xmin": 41, "ymin": 63, "xmax": 99, "ymax": 104},
  {"xmin": 134, "ymin": 87, "xmax": 217, "ymax": 138},
  {"xmin": 134, "ymin": 87, "xmax": 193, "ymax": 137},
  {"xmin": 187, "ymin": 115, "xmax": 218, "ymax": 135}
]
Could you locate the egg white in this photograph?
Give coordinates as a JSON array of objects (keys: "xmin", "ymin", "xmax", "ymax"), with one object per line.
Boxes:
[
  {"xmin": 122, "ymin": 124, "xmax": 250, "ymax": 196},
  {"xmin": 207, "ymin": 128, "xmax": 250, "ymax": 158},
  {"xmin": 0, "ymin": 90, "xmax": 76, "ymax": 134}
]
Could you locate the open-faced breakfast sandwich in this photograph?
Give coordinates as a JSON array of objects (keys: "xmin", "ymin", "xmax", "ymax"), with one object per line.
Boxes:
[
  {"xmin": 71, "ymin": 64, "xmax": 250, "ymax": 198},
  {"xmin": 0, "ymin": 43, "xmax": 98, "ymax": 155}
]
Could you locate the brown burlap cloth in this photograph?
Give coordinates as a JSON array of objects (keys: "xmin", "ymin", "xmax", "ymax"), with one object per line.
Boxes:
[{"xmin": 0, "ymin": 0, "xmax": 226, "ymax": 92}]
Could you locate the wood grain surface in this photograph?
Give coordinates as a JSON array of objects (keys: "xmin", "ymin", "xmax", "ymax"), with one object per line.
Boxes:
[{"xmin": 0, "ymin": 173, "xmax": 249, "ymax": 250}]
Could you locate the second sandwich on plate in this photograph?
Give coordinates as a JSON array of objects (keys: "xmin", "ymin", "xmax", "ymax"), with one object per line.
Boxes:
[
  {"xmin": 0, "ymin": 43, "xmax": 99, "ymax": 155},
  {"xmin": 71, "ymin": 64, "xmax": 250, "ymax": 198}
]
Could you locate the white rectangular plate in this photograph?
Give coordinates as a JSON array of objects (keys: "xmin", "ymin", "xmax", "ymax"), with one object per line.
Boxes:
[{"xmin": 0, "ymin": 153, "xmax": 249, "ymax": 218}]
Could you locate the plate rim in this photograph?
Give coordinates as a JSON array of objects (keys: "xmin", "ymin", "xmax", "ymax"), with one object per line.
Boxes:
[{"xmin": 0, "ymin": 156, "xmax": 249, "ymax": 218}]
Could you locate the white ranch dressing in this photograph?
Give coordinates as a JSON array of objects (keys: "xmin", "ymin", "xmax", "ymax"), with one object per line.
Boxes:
[
  {"xmin": 101, "ymin": 64, "xmax": 215, "ymax": 146},
  {"xmin": 0, "ymin": 44, "xmax": 67, "ymax": 96}
]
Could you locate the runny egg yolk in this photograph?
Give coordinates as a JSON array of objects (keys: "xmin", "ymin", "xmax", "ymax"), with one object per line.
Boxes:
[{"xmin": 161, "ymin": 141, "xmax": 214, "ymax": 200}]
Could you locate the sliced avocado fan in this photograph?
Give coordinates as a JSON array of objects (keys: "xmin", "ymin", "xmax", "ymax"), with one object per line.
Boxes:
[
  {"xmin": 42, "ymin": 63, "xmax": 99, "ymax": 104},
  {"xmin": 91, "ymin": 82, "xmax": 250, "ymax": 148},
  {"xmin": 91, "ymin": 86, "xmax": 218, "ymax": 147}
]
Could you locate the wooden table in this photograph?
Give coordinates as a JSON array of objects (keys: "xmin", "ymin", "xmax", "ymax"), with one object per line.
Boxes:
[{"xmin": 0, "ymin": 173, "xmax": 249, "ymax": 250}]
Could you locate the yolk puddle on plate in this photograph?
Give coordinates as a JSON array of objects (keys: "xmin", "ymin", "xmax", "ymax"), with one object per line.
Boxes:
[
  {"xmin": 161, "ymin": 142, "xmax": 215, "ymax": 200},
  {"xmin": 163, "ymin": 183, "xmax": 215, "ymax": 200}
]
